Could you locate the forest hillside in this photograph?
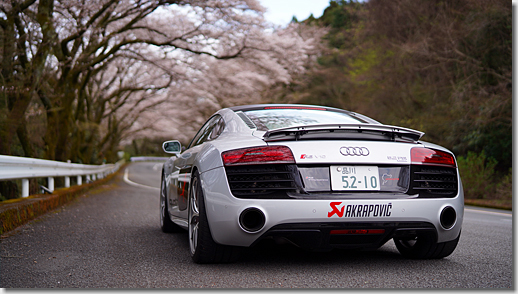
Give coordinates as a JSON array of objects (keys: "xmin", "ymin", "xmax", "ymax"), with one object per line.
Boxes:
[{"xmin": 269, "ymin": 0, "xmax": 512, "ymax": 205}]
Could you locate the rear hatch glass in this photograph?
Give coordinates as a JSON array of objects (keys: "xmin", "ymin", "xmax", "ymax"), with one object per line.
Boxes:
[{"xmin": 244, "ymin": 108, "xmax": 366, "ymax": 131}]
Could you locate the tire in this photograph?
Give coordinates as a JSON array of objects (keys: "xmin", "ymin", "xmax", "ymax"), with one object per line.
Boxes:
[
  {"xmin": 160, "ymin": 173, "xmax": 182, "ymax": 233},
  {"xmin": 188, "ymin": 171, "xmax": 241, "ymax": 264},
  {"xmin": 394, "ymin": 231, "xmax": 461, "ymax": 259}
]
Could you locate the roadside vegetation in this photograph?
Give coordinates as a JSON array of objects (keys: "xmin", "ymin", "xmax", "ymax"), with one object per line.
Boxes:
[
  {"xmin": 277, "ymin": 0, "xmax": 512, "ymax": 206},
  {"xmin": 0, "ymin": 0, "xmax": 511, "ymax": 205}
]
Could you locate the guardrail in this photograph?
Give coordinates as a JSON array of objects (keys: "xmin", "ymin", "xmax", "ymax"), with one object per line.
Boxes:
[
  {"xmin": 0, "ymin": 155, "xmax": 124, "ymax": 198},
  {"xmin": 130, "ymin": 156, "xmax": 169, "ymax": 162}
]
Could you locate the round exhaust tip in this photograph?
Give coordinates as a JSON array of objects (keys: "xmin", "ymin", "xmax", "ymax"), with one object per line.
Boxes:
[
  {"xmin": 239, "ymin": 208, "xmax": 266, "ymax": 233},
  {"xmin": 440, "ymin": 206, "xmax": 456, "ymax": 230}
]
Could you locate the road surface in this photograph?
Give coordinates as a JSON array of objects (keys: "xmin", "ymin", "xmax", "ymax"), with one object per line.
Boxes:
[{"xmin": 0, "ymin": 162, "xmax": 513, "ymax": 288}]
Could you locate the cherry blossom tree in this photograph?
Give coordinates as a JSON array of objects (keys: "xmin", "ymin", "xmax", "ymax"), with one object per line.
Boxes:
[
  {"xmin": 131, "ymin": 22, "xmax": 328, "ymax": 145},
  {"xmin": 1, "ymin": 0, "xmax": 326, "ymax": 165}
]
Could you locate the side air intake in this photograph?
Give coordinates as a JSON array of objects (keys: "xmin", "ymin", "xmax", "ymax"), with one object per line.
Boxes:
[
  {"xmin": 225, "ymin": 164, "xmax": 297, "ymax": 198},
  {"xmin": 410, "ymin": 166, "xmax": 458, "ymax": 197}
]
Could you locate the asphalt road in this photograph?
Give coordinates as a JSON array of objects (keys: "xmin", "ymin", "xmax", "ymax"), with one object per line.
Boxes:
[{"xmin": 0, "ymin": 162, "xmax": 513, "ymax": 289}]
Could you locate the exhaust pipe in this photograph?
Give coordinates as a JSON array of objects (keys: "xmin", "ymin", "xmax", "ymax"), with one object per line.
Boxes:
[
  {"xmin": 440, "ymin": 206, "xmax": 456, "ymax": 230},
  {"xmin": 239, "ymin": 208, "xmax": 266, "ymax": 233}
]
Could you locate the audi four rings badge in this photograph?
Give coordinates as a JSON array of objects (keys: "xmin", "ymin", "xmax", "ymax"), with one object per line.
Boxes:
[{"xmin": 340, "ymin": 146, "xmax": 370, "ymax": 156}]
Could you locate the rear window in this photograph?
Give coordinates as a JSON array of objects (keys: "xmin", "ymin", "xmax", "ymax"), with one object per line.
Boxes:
[{"xmin": 244, "ymin": 108, "xmax": 366, "ymax": 131}]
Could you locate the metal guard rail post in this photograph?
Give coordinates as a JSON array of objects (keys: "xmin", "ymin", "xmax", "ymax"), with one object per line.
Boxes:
[{"xmin": 0, "ymin": 155, "xmax": 125, "ymax": 198}]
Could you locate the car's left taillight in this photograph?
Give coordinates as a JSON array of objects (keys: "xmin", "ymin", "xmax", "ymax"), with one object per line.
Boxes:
[
  {"xmin": 222, "ymin": 146, "xmax": 295, "ymax": 166},
  {"xmin": 222, "ymin": 146, "xmax": 297, "ymax": 198}
]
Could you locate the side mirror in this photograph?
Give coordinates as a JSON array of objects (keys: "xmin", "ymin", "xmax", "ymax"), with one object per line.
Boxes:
[{"xmin": 162, "ymin": 140, "xmax": 182, "ymax": 154}]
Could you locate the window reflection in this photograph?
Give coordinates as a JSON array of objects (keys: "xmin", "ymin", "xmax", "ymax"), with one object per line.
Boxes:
[{"xmin": 244, "ymin": 109, "xmax": 364, "ymax": 131}]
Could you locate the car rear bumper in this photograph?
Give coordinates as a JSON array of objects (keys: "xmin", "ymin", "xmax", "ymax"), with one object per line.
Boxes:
[
  {"xmin": 200, "ymin": 167, "xmax": 464, "ymax": 248},
  {"xmin": 252, "ymin": 221, "xmax": 438, "ymax": 251}
]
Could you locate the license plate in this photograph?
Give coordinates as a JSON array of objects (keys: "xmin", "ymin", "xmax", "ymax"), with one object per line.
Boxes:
[{"xmin": 331, "ymin": 166, "xmax": 380, "ymax": 191}]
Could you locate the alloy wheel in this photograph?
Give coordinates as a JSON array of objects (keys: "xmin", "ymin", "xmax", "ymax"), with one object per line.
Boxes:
[
  {"xmin": 160, "ymin": 178, "xmax": 166, "ymax": 228},
  {"xmin": 189, "ymin": 177, "xmax": 200, "ymax": 255}
]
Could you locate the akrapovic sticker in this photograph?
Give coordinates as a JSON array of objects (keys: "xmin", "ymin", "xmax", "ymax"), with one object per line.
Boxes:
[{"xmin": 328, "ymin": 202, "xmax": 392, "ymax": 218}]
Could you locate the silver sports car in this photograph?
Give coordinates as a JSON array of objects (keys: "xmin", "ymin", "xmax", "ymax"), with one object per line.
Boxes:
[{"xmin": 160, "ymin": 104, "xmax": 463, "ymax": 263}]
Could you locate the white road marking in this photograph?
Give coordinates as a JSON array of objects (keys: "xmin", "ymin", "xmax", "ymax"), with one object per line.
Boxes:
[
  {"xmin": 465, "ymin": 207, "xmax": 512, "ymax": 217},
  {"xmin": 123, "ymin": 168, "xmax": 160, "ymax": 191}
]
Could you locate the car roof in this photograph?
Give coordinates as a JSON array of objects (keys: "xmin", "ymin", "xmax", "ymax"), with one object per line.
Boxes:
[{"xmin": 229, "ymin": 104, "xmax": 349, "ymax": 113}]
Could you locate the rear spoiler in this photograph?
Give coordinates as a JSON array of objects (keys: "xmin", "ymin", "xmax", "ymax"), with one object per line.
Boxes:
[{"xmin": 263, "ymin": 124, "xmax": 425, "ymax": 143}]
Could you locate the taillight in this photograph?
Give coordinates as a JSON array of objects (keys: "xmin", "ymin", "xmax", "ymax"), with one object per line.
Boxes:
[
  {"xmin": 411, "ymin": 147, "xmax": 456, "ymax": 167},
  {"xmin": 222, "ymin": 146, "xmax": 295, "ymax": 166}
]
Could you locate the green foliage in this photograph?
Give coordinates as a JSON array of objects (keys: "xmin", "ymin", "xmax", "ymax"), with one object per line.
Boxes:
[
  {"xmin": 318, "ymin": 0, "xmax": 361, "ymax": 30},
  {"xmin": 347, "ymin": 47, "xmax": 394, "ymax": 85},
  {"xmin": 458, "ymin": 116, "xmax": 512, "ymax": 172},
  {"xmin": 496, "ymin": 168, "xmax": 512, "ymax": 200},
  {"xmin": 462, "ymin": 3, "xmax": 512, "ymax": 86},
  {"xmin": 456, "ymin": 151, "xmax": 497, "ymax": 200}
]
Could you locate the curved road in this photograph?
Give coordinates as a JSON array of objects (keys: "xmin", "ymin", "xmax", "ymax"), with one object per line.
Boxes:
[{"xmin": 0, "ymin": 162, "xmax": 512, "ymax": 289}]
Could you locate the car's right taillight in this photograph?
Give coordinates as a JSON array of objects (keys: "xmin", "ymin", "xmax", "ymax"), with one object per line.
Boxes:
[
  {"xmin": 409, "ymin": 147, "xmax": 458, "ymax": 198},
  {"xmin": 411, "ymin": 147, "xmax": 456, "ymax": 167},
  {"xmin": 222, "ymin": 146, "xmax": 295, "ymax": 166}
]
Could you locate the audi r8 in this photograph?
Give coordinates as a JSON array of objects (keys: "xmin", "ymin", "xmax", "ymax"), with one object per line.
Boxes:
[{"xmin": 160, "ymin": 104, "xmax": 463, "ymax": 263}]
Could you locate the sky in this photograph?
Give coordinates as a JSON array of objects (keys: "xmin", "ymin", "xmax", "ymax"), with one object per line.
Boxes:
[{"xmin": 259, "ymin": 0, "xmax": 331, "ymax": 26}]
